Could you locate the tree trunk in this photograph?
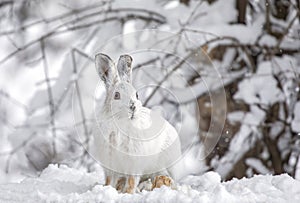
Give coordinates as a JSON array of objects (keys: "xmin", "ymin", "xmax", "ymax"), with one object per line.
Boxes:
[{"xmin": 236, "ymin": 0, "xmax": 248, "ymax": 24}]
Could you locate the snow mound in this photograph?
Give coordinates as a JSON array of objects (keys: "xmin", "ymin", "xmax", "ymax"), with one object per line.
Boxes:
[{"xmin": 0, "ymin": 165, "xmax": 300, "ymax": 203}]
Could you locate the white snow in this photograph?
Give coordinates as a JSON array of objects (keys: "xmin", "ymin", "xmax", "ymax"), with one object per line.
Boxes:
[
  {"xmin": 167, "ymin": 69, "xmax": 246, "ymax": 104},
  {"xmin": 292, "ymin": 102, "xmax": 300, "ymax": 132},
  {"xmin": 0, "ymin": 164, "xmax": 300, "ymax": 203},
  {"xmin": 216, "ymin": 105, "xmax": 266, "ymax": 178},
  {"xmin": 245, "ymin": 158, "xmax": 270, "ymax": 175},
  {"xmin": 234, "ymin": 61, "xmax": 284, "ymax": 106}
]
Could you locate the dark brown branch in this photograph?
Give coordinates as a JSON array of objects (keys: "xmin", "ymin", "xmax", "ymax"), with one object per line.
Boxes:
[
  {"xmin": 275, "ymin": 13, "xmax": 299, "ymax": 50},
  {"xmin": 236, "ymin": 0, "xmax": 248, "ymax": 24},
  {"xmin": 265, "ymin": 0, "xmax": 271, "ymax": 34},
  {"xmin": 0, "ymin": 0, "xmax": 13, "ymax": 8}
]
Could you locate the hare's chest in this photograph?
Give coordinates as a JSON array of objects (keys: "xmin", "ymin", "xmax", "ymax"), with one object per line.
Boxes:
[
  {"xmin": 99, "ymin": 111, "xmax": 166, "ymax": 154},
  {"xmin": 109, "ymin": 128, "xmax": 144, "ymax": 153}
]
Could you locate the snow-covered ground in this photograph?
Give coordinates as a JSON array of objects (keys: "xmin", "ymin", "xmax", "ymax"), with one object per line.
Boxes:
[{"xmin": 0, "ymin": 165, "xmax": 300, "ymax": 203}]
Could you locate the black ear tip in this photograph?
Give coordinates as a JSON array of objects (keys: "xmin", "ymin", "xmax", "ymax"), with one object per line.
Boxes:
[
  {"xmin": 95, "ymin": 53, "xmax": 112, "ymax": 61},
  {"xmin": 120, "ymin": 54, "xmax": 133, "ymax": 62}
]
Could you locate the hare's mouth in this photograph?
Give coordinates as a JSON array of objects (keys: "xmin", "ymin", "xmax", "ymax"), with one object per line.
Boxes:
[
  {"xmin": 130, "ymin": 113, "xmax": 135, "ymax": 120},
  {"xmin": 129, "ymin": 104, "xmax": 136, "ymax": 120},
  {"xmin": 129, "ymin": 109, "xmax": 136, "ymax": 120}
]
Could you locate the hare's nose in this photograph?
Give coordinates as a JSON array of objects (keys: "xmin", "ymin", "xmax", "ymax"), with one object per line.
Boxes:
[{"xmin": 130, "ymin": 101, "xmax": 136, "ymax": 111}]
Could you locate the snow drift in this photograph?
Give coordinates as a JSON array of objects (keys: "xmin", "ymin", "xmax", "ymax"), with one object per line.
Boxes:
[{"xmin": 0, "ymin": 164, "xmax": 299, "ymax": 203}]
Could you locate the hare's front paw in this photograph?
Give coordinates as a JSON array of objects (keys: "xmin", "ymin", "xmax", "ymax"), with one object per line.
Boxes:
[
  {"xmin": 124, "ymin": 176, "xmax": 136, "ymax": 194},
  {"xmin": 151, "ymin": 175, "xmax": 174, "ymax": 190},
  {"xmin": 105, "ymin": 176, "xmax": 111, "ymax": 186}
]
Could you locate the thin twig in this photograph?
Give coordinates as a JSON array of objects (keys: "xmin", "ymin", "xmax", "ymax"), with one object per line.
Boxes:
[
  {"xmin": 143, "ymin": 49, "xmax": 197, "ymax": 106},
  {"xmin": 40, "ymin": 39, "xmax": 57, "ymax": 158},
  {"xmin": 275, "ymin": 13, "xmax": 299, "ymax": 50},
  {"xmin": 71, "ymin": 49, "xmax": 90, "ymax": 146},
  {"xmin": 133, "ymin": 56, "xmax": 160, "ymax": 70},
  {"xmin": 0, "ymin": 1, "xmax": 109, "ymax": 36},
  {"xmin": 2, "ymin": 133, "xmax": 37, "ymax": 173},
  {"xmin": 0, "ymin": 9, "xmax": 166, "ymax": 65},
  {"xmin": 0, "ymin": 89, "xmax": 28, "ymax": 111}
]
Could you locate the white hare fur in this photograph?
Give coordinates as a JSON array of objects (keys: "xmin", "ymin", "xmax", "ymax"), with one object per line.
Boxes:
[{"xmin": 93, "ymin": 53, "xmax": 183, "ymax": 193}]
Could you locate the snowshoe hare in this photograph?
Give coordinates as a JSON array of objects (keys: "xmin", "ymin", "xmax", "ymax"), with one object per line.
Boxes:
[{"xmin": 94, "ymin": 53, "xmax": 182, "ymax": 193}]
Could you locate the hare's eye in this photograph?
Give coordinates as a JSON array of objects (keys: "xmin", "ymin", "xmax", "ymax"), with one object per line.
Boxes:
[
  {"xmin": 136, "ymin": 92, "xmax": 139, "ymax": 99},
  {"xmin": 114, "ymin": 92, "xmax": 120, "ymax": 100}
]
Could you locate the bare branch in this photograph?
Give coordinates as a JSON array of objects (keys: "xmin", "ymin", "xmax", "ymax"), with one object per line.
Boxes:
[
  {"xmin": 40, "ymin": 39, "xmax": 57, "ymax": 158},
  {"xmin": 71, "ymin": 49, "xmax": 89, "ymax": 145},
  {"xmin": 143, "ymin": 49, "xmax": 196, "ymax": 106},
  {"xmin": 0, "ymin": 8, "xmax": 166, "ymax": 65}
]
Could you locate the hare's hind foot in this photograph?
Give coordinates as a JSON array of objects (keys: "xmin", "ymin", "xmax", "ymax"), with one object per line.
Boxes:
[
  {"xmin": 111, "ymin": 176, "xmax": 139, "ymax": 194},
  {"xmin": 105, "ymin": 176, "xmax": 111, "ymax": 186},
  {"xmin": 116, "ymin": 177, "xmax": 126, "ymax": 192},
  {"xmin": 152, "ymin": 175, "xmax": 174, "ymax": 190}
]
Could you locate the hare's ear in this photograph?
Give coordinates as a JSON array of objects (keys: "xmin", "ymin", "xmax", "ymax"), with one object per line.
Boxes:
[
  {"xmin": 95, "ymin": 53, "xmax": 118, "ymax": 87},
  {"xmin": 117, "ymin": 54, "xmax": 133, "ymax": 83}
]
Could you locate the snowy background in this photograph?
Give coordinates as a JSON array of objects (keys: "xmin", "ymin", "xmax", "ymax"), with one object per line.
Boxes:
[{"xmin": 0, "ymin": 0, "xmax": 299, "ymax": 202}]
